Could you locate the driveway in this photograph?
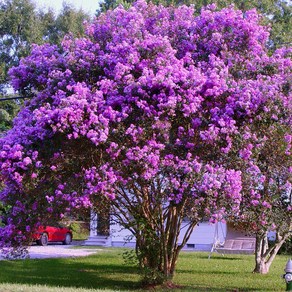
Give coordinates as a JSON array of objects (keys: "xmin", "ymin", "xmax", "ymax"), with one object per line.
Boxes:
[{"xmin": 0, "ymin": 243, "xmax": 101, "ymax": 260}]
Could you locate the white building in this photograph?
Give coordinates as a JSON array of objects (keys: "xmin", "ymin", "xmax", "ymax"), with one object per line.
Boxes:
[
  {"xmin": 83, "ymin": 213, "xmax": 258, "ymax": 255},
  {"xmin": 84, "ymin": 213, "xmax": 227, "ymax": 251}
]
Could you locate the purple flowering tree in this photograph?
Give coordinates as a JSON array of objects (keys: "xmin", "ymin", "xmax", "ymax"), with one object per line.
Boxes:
[
  {"xmin": 0, "ymin": 0, "xmax": 291, "ymax": 284},
  {"xmin": 234, "ymin": 85, "xmax": 292, "ymax": 274}
]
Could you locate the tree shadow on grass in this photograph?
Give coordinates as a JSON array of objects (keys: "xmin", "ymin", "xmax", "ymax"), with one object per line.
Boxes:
[
  {"xmin": 177, "ymin": 269, "xmax": 241, "ymax": 275},
  {"xmin": 0, "ymin": 257, "xmax": 141, "ymax": 290},
  {"xmin": 186, "ymin": 253, "xmax": 247, "ymax": 261},
  {"xmin": 208, "ymin": 256, "xmax": 247, "ymax": 261}
]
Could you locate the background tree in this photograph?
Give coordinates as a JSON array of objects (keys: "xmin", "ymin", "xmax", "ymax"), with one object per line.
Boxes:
[
  {"xmin": 0, "ymin": 0, "xmax": 43, "ymax": 93},
  {"xmin": 0, "ymin": 99, "xmax": 20, "ymax": 132},
  {"xmin": 0, "ymin": 0, "xmax": 91, "ymax": 134},
  {"xmin": 0, "ymin": 0, "xmax": 291, "ymax": 286},
  {"xmin": 39, "ymin": 3, "xmax": 91, "ymax": 46},
  {"xmin": 0, "ymin": 0, "xmax": 91, "ymax": 91}
]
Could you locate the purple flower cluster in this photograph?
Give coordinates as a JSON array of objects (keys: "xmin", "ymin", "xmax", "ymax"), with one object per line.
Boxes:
[{"xmin": 0, "ymin": 0, "xmax": 291, "ymax": 251}]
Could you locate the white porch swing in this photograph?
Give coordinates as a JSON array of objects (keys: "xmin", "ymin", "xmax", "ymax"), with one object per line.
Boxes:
[{"xmin": 208, "ymin": 222, "xmax": 256, "ymax": 258}]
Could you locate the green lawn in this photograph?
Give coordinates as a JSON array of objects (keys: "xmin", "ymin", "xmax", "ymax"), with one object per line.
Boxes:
[{"xmin": 0, "ymin": 248, "xmax": 289, "ymax": 291}]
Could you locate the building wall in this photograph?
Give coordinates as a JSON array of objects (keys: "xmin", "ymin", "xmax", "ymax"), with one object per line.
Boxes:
[{"xmin": 110, "ymin": 221, "xmax": 227, "ymax": 251}]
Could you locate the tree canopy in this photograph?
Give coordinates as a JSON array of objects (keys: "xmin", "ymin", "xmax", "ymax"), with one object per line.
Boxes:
[
  {"xmin": 0, "ymin": 0, "xmax": 291, "ymax": 285},
  {"xmin": 99, "ymin": 0, "xmax": 292, "ymax": 48}
]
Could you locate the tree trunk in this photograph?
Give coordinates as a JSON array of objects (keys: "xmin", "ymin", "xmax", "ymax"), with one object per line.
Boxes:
[
  {"xmin": 133, "ymin": 205, "xmax": 198, "ymax": 286},
  {"xmin": 253, "ymin": 231, "xmax": 288, "ymax": 274},
  {"xmin": 136, "ymin": 230, "xmax": 171, "ymax": 286},
  {"xmin": 254, "ymin": 258, "xmax": 271, "ymax": 274},
  {"xmin": 111, "ymin": 186, "xmax": 199, "ymax": 287}
]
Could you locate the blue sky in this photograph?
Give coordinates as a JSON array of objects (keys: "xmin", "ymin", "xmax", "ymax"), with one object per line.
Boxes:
[{"xmin": 34, "ymin": 0, "xmax": 100, "ymax": 15}]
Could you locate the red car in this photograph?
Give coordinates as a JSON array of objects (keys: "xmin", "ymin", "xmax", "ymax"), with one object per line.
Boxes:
[{"xmin": 33, "ymin": 225, "xmax": 73, "ymax": 246}]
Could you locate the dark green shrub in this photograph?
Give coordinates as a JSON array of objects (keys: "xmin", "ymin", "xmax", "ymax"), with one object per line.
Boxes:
[{"xmin": 278, "ymin": 237, "xmax": 292, "ymax": 255}]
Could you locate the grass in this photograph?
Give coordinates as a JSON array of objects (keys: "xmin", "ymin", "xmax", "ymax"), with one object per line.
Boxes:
[
  {"xmin": 0, "ymin": 283, "xmax": 120, "ymax": 292},
  {"xmin": 0, "ymin": 248, "xmax": 289, "ymax": 291},
  {"xmin": 68, "ymin": 221, "xmax": 90, "ymax": 241},
  {"xmin": 175, "ymin": 252, "xmax": 285, "ymax": 291}
]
